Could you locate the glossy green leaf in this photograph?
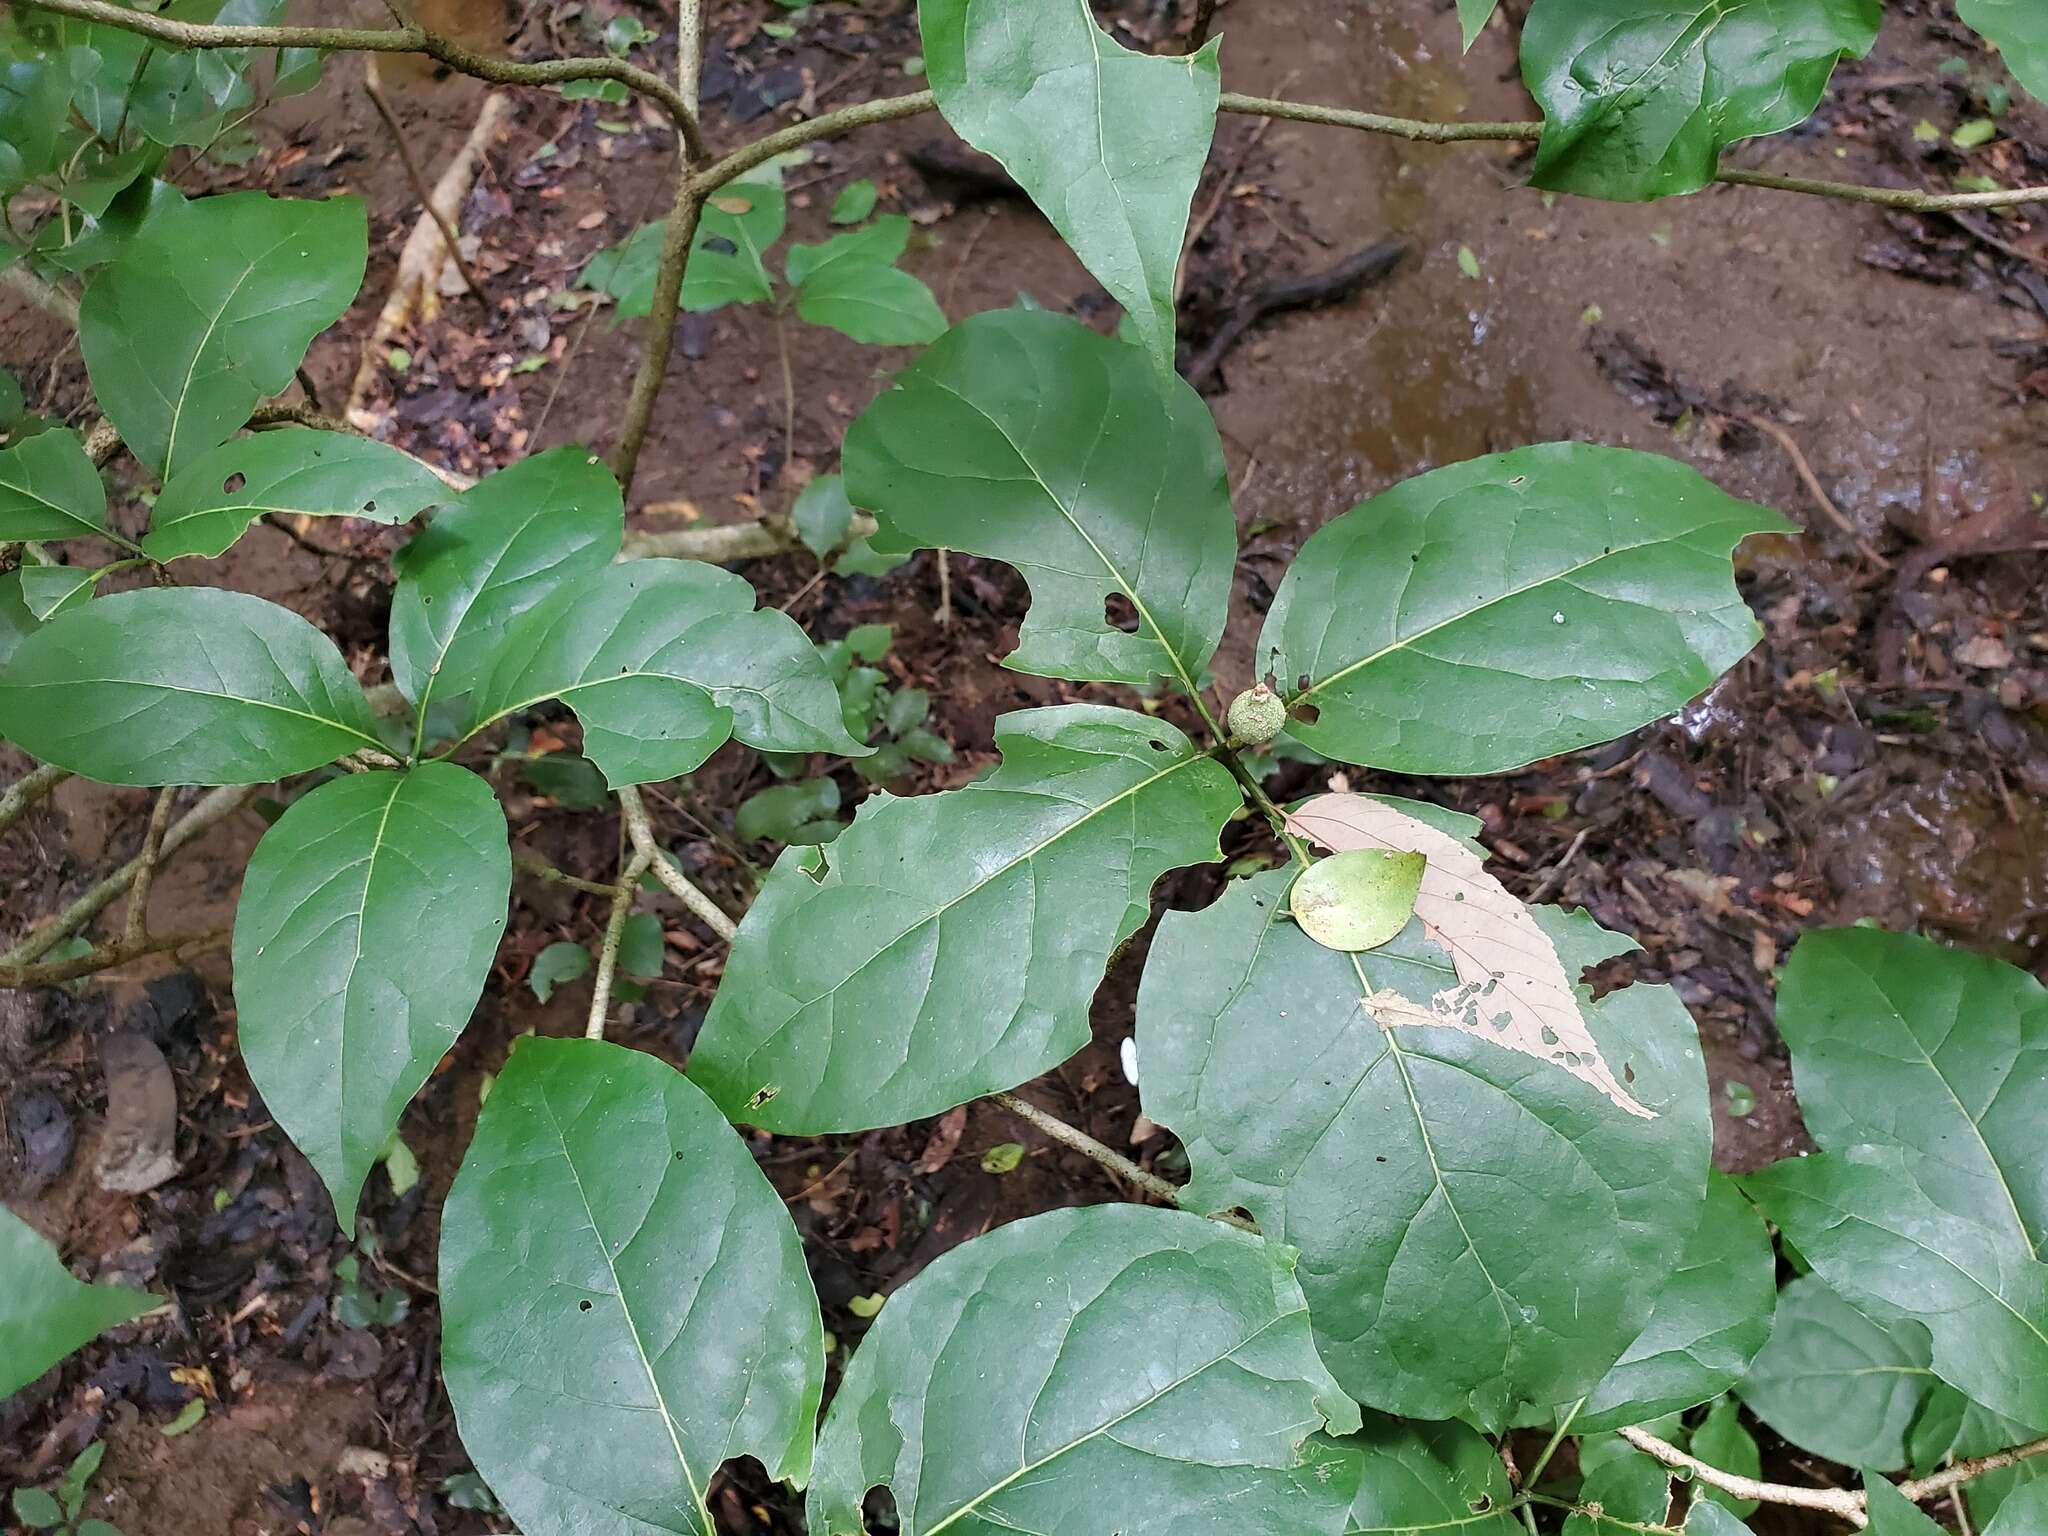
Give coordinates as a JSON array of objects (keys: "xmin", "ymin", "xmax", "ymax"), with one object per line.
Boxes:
[
  {"xmin": 0, "ymin": 428, "xmax": 107, "ymax": 542},
  {"xmin": 145, "ymin": 429, "xmax": 448, "ymax": 561},
  {"xmin": 1743, "ymin": 1147, "xmax": 2048, "ymax": 1429},
  {"xmin": 1260, "ymin": 444, "xmax": 1786, "ymax": 775},
  {"xmin": 788, "ymin": 215, "xmax": 946, "ymax": 345},
  {"xmin": 830, "ymin": 178, "xmax": 878, "ymax": 223},
  {"xmin": 1137, "ymin": 868, "xmax": 1710, "ymax": 1427},
  {"xmin": 528, "ymin": 940, "xmax": 591, "ymax": 1003},
  {"xmin": 690, "ymin": 704, "xmax": 1240, "ymax": 1134},
  {"xmin": 1777, "ymin": 927, "xmax": 2048, "ymax": 1256},
  {"xmin": 0, "ymin": 587, "xmax": 378, "ymax": 784},
  {"xmin": 17, "ymin": 561, "xmax": 106, "ymax": 620},
  {"xmin": 1684, "ymin": 1502, "xmax": 1753, "ymax": 1536},
  {"xmin": 465, "ymin": 559, "xmax": 864, "ymax": 785},
  {"xmin": 1334, "ymin": 1415, "xmax": 1520, "ymax": 1535},
  {"xmin": 1960, "ymin": 2, "xmax": 2048, "ymax": 104},
  {"xmin": 234, "ymin": 763, "xmax": 509, "ymax": 1233},
  {"xmin": 808, "ymin": 1204, "xmax": 1362, "ymax": 1536},
  {"xmin": 1691, "ymin": 1399, "xmax": 1759, "ymax": 1518},
  {"xmin": 1521, "ymin": 0, "xmax": 1881, "ymax": 201},
  {"xmin": 1985, "ymin": 1482, "xmax": 2048, "ymax": 1535},
  {"xmin": 1457, "ymin": 0, "xmax": 1501, "ymax": 48},
  {"xmin": 736, "ymin": 777, "xmax": 841, "ymax": 844},
  {"xmin": 442, "ymin": 1037, "xmax": 823, "ymax": 1536},
  {"xmin": 1577, "ymin": 1173, "xmax": 1776, "ymax": 1433},
  {"xmin": 79, "ymin": 191, "xmax": 367, "ymax": 478},
  {"xmin": 1563, "ymin": 1446, "xmax": 1669, "ymax": 1535},
  {"xmin": 1865, "ymin": 1474, "xmax": 1947, "ymax": 1536},
  {"xmin": 919, "ymin": 0, "xmax": 1219, "ymax": 369},
  {"xmin": 387, "ymin": 446, "xmax": 623, "ymax": 725},
  {"xmin": 844, "ymin": 309, "xmax": 1235, "ymax": 689},
  {"xmin": 1735, "ymin": 1275, "xmax": 1941, "ymax": 1471},
  {"xmin": 0, "ymin": 1204, "xmax": 158, "ymax": 1398},
  {"xmin": 0, "ymin": 568, "xmax": 36, "ymax": 669},
  {"xmin": 1290, "ymin": 849, "xmax": 1425, "ymax": 952},
  {"xmin": 686, "ymin": 182, "xmax": 786, "ymax": 309}
]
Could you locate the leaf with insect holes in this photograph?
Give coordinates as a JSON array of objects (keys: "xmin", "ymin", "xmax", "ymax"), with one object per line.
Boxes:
[
  {"xmin": 1743, "ymin": 1146, "xmax": 2048, "ymax": 1429},
  {"xmin": 1521, "ymin": 0, "xmax": 1881, "ymax": 201},
  {"xmin": 1261, "ymin": 444, "xmax": 1785, "ymax": 775},
  {"xmin": 807, "ymin": 1204, "xmax": 1361, "ymax": 1536},
  {"xmin": 1291, "ymin": 793, "xmax": 1652, "ymax": 1115},
  {"xmin": 918, "ymin": 0, "xmax": 1218, "ymax": 370},
  {"xmin": 1960, "ymin": 2, "xmax": 2048, "ymax": 103},
  {"xmin": 442, "ymin": 1037, "xmax": 823, "ymax": 1536},
  {"xmin": 686, "ymin": 182, "xmax": 786, "ymax": 309},
  {"xmin": 1576, "ymin": 1172, "xmax": 1776, "ymax": 1433},
  {"xmin": 235, "ymin": 762, "xmax": 509, "ymax": 1234},
  {"xmin": 464, "ymin": 559, "xmax": 865, "ymax": 783},
  {"xmin": 0, "ymin": 429, "xmax": 107, "ymax": 542},
  {"xmin": 387, "ymin": 446, "xmax": 622, "ymax": 725},
  {"xmin": 786, "ymin": 215, "xmax": 945, "ymax": 346},
  {"xmin": 1331, "ymin": 1414, "xmax": 1521, "ymax": 1536},
  {"xmin": 145, "ymin": 429, "xmax": 448, "ymax": 561},
  {"xmin": 1, "ymin": 1204, "xmax": 158, "ymax": 1398},
  {"xmin": 0, "ymin": 587, "xmax": 380, "ymax": 784},
  {"xmin": 844, "ymin": 309, "xmax": 1235, "ymax": 689},
  {"xmin": 1136, "ymin": 854, "xmax": 1709, "ymax": 1426},
  {"xmin": 689, "ymin": 704, "xmax": 1240, "ymax": 1134},
  {"xmin": 79, "ymin": 190, "xmax": 366, "ymax": 477}
]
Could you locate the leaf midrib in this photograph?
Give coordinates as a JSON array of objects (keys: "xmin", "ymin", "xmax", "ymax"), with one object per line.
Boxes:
[{"xmin": 0, "ymin": 673, "xmax": 379, "ymax": 750}]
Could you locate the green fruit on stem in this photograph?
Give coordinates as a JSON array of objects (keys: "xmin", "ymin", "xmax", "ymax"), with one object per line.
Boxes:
[{"xmin": 1226, "ymin": 682, "xmax": 1287, "ymax": 745}]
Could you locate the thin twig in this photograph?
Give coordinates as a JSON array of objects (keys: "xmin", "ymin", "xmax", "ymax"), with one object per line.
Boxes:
[
  {"xmin": 1618, "ymin": 1427, "xmax": 1869, "ymax": 1526},
  {"xmin": 1741, "ymin": 413, "xmax": 1891, "ymax": 570},
  {"xmin": 618, "ymin": 785, "xmax": 738, "ymax": 942},
  {"xmin": 991, "ymin": 1090, "xmax": 1221, "ymax": 1217},
  {"xmin": 0, "ymin": 763, "xmax": 73, "ymax": 838},
  {"xmin": 586, "ymin": 844, "xmax": 654, "ymax": 1039},
  {"xmin": 0, "ymin": 785, "xmax": 260, "ymax": 968},
  {"xmin": 363, "ymin": 59, "xmax": 483, "ymax": 302},
  {"xmin": 512, "ymin": 845, "xmax": 621, "ymax": 899},
  {"xmin": 123, "ymin": 787, "xmax": 176, "ymax": 947},
  {"xmin": 1899, "ymin": 1435, "xmax": 2048, "ymax": 1505},
  {"xmin": 0, "ymin": 926, "xmax": 231, "ymax": 989},
  {"xmin": 14, "ymin": 0, "xmax": 705, "ymax": 157}
]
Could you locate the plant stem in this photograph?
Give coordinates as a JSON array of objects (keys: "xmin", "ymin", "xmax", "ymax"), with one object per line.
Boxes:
[
  {"xmin": 511, "ymin": 845, "xmax": 622, "ymax": 899},
  {"xmin": 587, "ymin": 844, "xmax": 654, "ymax": 1040},
  {"xmin": 618, "ymin": 784, "xmax": 738, "ymax": 942},
  {"xmin": 1616, "ymin": 1426, "xmax": 1869, "ymax": 1526},
  {"xmin": 773, "ymin": 302, "xmax": 797, "ymax": 500},
  {"xmin": 991, "ymin": 1090, "xmax": 1186, "ymax": 1209},
  {"xmin": 1718, "ymin": 166, "xmax": 2048, "ymax": 211},
  {"xmin": 363, "ymin": 60, "xmax": 483, "ymax": 302},
  {"xmin": 0, "ymin": 763, "xmax": 72, "ymax": 838},
  {"xmin": 0, "ymin": 926, "xmax": 231, "ymax": 988},
  {"xmin": 1899, "ymin": 1434, "xmax": 2048, "ymax": 1504},
  {"xmin": 1218, "ymin": 91, "xmax": 1538, "ymax": 143},
  {"xmin": 122, "ymin": 787, "xmax": 176, "ymax": 947},
  {"xmin": 1521, "ymin": 1398, "xmax": 1582, "ymax": 1492},
  {"xmin": 15, "ymin": 0, "xmax": 706, "ymax": 156}
]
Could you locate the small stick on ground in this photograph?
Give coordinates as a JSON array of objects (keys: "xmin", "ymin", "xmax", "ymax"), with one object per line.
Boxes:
[
  {"xmin": 993, "ymin": 1090, "xmax": 1193, "ymax": 1212},
  {"xmin": 618, "ymin": 785, "xmax": 738, "ymax": 943},
  {"xmin": 363, "ymin": 58, "xmax": 483, "ymax": 303},
  {"xmin": 935, "ymin": 548, "xmax": 952, "ymax": 627},
  {"xmin": 123, "ymin": 787, "xmax": 176, "ymax": 947},
  {"xmin": 0, "ymin": 763, "xmax": 72, "ymax": 839},
  {"xmin": 1742, "ymin": 413, "xmax": 1891, "ymax": 571},
  {"xmin": 587, "ymin": 843, "xmax": 654, "ymax": 1040}
]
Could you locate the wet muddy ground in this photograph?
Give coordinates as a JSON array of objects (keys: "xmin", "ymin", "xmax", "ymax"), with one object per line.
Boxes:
[{"xmin": 3, "ymin": 0, "xmax": 2046, "ymax": 1530}]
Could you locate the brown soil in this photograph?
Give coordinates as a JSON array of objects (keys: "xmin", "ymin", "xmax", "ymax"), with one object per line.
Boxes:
[{"xmin": 4, "ymin": 0, "xmax": 2047, "ymax": 1530}]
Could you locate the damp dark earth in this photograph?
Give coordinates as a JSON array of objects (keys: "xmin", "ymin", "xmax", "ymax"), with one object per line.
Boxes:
[{"xmin": 3, "ymin": 1, "xmax": 2048, "ymax": 1533}]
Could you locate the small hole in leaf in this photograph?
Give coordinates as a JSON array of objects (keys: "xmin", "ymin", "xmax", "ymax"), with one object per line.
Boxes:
[
  {"xmin": 363, "ymin": 499, "xmax": 378, "ymax": 513},
  {"xmin": 1103, "ymin": 593, "xmax": 1139, "ymax": 633},
  {"xmin": 1294, "ymin": 703, "xmax": 1320, "ymax": 725},
  {"xmin": 1147, "ymin": 739, "xmax": 1168, "ymax": 752},
  {"xmin": 223, "ymin": 472, "xmax": 247, "ymax": 494},
  {"xmin": 1296, "ymin": 674, "xmax": 1312, "ymax": 693},
  {"xmin": 1472, "ymin": 1497, "xmax": 1494, "ymax": 1514},
  {"xmin": 1623, "ymin": 1061, "xmax": 1636, "ymax": 1084},
  {"xmin": 704, "ymin": 235, "xmax": 739, "ymax": 257},
  {"xmin": 578, "ymin": 1299, "xmax": 593, "ymax": 1312}
]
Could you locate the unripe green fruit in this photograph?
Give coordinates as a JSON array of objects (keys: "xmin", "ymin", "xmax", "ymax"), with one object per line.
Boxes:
[{"xmin": 1226, "ymin": 683, "xmax": 1287, "ymax": 745}]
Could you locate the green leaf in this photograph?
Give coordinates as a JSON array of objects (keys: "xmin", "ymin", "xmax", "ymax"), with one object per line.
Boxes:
[
  {"xmin": 1983, "ymin": 1476, "xmax": 2048, "ymax": 1534},
  {"xmin": 1865, "ymin": 1474, "xmax": 1947, "ymax": 1536},
  {"xmin": 1136, "ymin": 868, "xmax": 1710, "ymax": 1427},
  {"xmin": 918, "ymin": 0, "xmax": 1219, "ymax": 369},
  {"xmin": 559, "ymin": 76, "xmax": 628, "ymax": 102},
  {"xmin": 579, "ymin": 221, "xmax": 663, "ymax": 318},
  {"xmin": 844, "ymin": 309, "xmax": 1235, "ymax": 689},
  {"xmin": 1260, "ymin": 443, "xmax": 1786, "ymax": 775},
  {"xmin": 1777, "ymin": 928, "xmax": 2048, "ymax": 1255},
  {"xmin": 75, "ymin": 1521, "xmax": 123, "ymax": 1536},
  {"xmin": 442, "ymin": 1037, "xmax": 823, "ymax": 1536},
  {"xmin": 618, "ymin": 911, "xmax": 665, "ymax": 979},
  {"xmin": 528, "ymin": 941, "xmax": 591, "ymax": 1003},
  {"xmin": 1333, "ymin": 1415, "xmax": 1520, "ymax": 1535},
  {"xmin": 690, "ymin": 704, "xmax": 1240, "ymax": 1134},
  {"xmin": 520, "ymin": 752, "xmax": 608, "ymax": 810},
  {"xmin": 684, "ymin": 183, "xmax": 786, "ymax": 310},
  {"xmin": 466, "ymin": 559, "xmax": 864, "ymax": 784},
  {"xmin": 736, "ymin": 777, "xmax": 841, "ymax": 844},
  {"xmin": 1457, "ymin": 0, "xmax": 1502, "ymax": 48},
  {"xmin": 234, "ymin": 763, "xmax": 509, "ymax": 1233},
  {"xmin": 79, "ymin": 190, "xmax": 367, "ymax": 478},
  {"xmin": 830, "ymin": 178, "xmax": 878, "ymax": 223},
  {"xmin": 787, "ymin": 214, "xmax": 946, "ymax": 345},
  {"xmin": 0, "ymin": 568, "xmax": 37, "ymax": 669},
  {"xmin": 1743, "ymin": 1146, "xmax": 2048, "ymax": 1429},
  {"xmin": 11, "ymin": 1488, "xmax": 62, "ymax": 1529},
  {"xmin": 1691, "ymin": 1398, "xmax": 1760, "ymax": 1518},
  {"xmin": 145, "ymin": 429, "xmax": 448, "ymax": 561},
  {"xmin": 1684, "ymin": 1505, "xmax": 1751, "ymax": 1536},
  {"xmin": 0, "ymin": 428, "xmax": 107, "ymax": 542},
  {"xmin": 0, "ymin": 587, "xmax": 378, "ymax": 784},
  {"xmin": 1576, "ymin": 1173, "xmax": 1776, "ymax": 1433},
  {"xmin": 0, "ymin": 1204, "xmax": 158, "ymax": 1398},
  {"xmin": 1735, "ymin": 1274, "xmax": 1941, "ymax": 1471},
  {"xmin": 792, "ymin": 472, "xmax": 856, "ymax": 559},
  {"xmin": 1289, "ymin": 849, "xmax": 1424, "ymax": 952},
  {"xmin": 18, "ymin": 560, "xmax": 106, "ymax": 620},
  {"xmin": 807, "ymin": 1204, "xmax": 1362, "ymax": 1536},
  {"xmin": 1960, "ymin": 1, "xmax": 2048, "ymax": 104},
  {"xmin": 388, "ymin": 446, "xmax": 623, "ymax": 725},
  {"xmin": 1563, "ymin": 1445, "xmax": 1669, "ymax": 1534},
  {"xmin": 1521, "ymin": 0, "xmax": 1882, "ymax": 201}
]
